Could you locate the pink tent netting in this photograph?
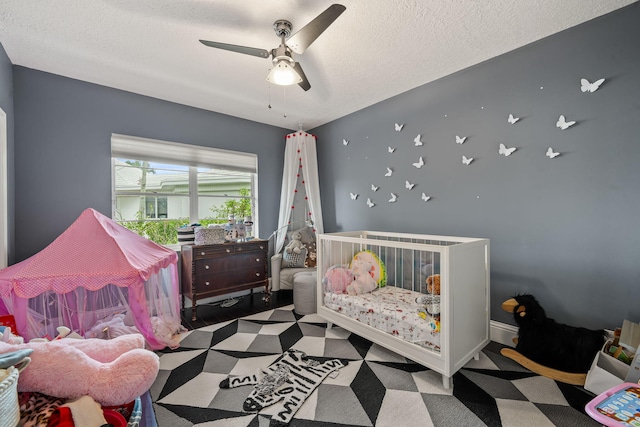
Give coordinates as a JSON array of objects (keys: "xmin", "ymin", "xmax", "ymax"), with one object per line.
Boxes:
[{"xmin": 0, "ymin": 208, "xmax": 184, "ymax": 349}]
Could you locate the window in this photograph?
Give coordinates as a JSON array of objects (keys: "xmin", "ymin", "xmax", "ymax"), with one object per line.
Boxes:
[{"xmin": 111, "ymin": 134, "xmax": 258, "ymax": 245}]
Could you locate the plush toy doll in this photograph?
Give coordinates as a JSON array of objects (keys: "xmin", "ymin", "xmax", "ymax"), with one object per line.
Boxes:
[
  {"xmin": 322, "ymin": 265, "xmax": 354, "ymax": 294},
  {"xmin": 346, "ymin": 259, "xmax": 377, "ymax": 295},
  {"xmin": 0, "ymin": 333, "xmax": 160, "ymax": 406},
  {"xmin": 304, "ymin": 241, "xmax": 317, "ymax": 268},
  {"xmin": 84, "ymin": 313, "xmax": 139, "ymax": 339},
  {"xmin": 426, "ymin": 274, "xmax": 440, "ymax": 295},
  {"xmin": 285, "ymin": 231, "xmax": 305, "ymax": 254},
  {"xmin": 502, "ymin": 294, "xmax": 606, "ymax": 374}
]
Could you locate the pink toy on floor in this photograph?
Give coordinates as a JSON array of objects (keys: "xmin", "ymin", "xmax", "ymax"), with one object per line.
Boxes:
[{"xmin": 0, "ymin": 333, "xmax": 159, "ymax": 406}]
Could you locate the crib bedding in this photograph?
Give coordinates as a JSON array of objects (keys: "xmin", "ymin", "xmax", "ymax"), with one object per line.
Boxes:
[{"xmin": 323, "ymin": 286, "xmax": 441, "ymax": 351}]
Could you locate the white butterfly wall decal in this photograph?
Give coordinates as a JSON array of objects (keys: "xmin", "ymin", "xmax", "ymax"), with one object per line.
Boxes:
[
  {"xmin": 389, "ymin": 193, "xmax": 398, "ymax": 203},
  {"xmin": 371, "ymin": 184, "xmax": 379, "ymax": 192},
  {"xmin": 499, "ymin": 143, "xmax": 516, "ymax": 156},
  {"xmin": 412, "ymin": 156, "xmax": 424, "ymax": 168},
  {"xmin": 350, "ymin": 192, "xmax": 358, "ymax": 200},
  {"xmin": 395, "ymin": 123, "xmax": 404, "ymax": 132},
  {"xmin": 388, "ymin": 146, "xmax": 396, "ymax": 153},
  {"xmin": 414, "ymin": 134, "xmax": 423, "ymax": 146},
  {"xmin": 366, "ymin": 198, "xmax": 375, "ymax": 208},
  {"xmin": 546, "ymin": 147, "xmax": 560, "ymax": 159},
  {"xmin": 405, "ymin": 180, "xmax": 415, "ymax": 190},
  {"xmin": 462, "ymin": 155, "xmax": 473, "ymax": 165},
  {"xmin": 508, "ymin": 114, "xmax": 520, "ymax": 124},
  {"xmin": 421, "ymin": 193, "xmax": 431, "ymax": 202},
  {"xmin": 384, "ymin": 167, "xmax": 393, "ymax": 177},
  {"xmin": 581, "ymin": 78, "xmax": 605, "ymax": 93},
  {"xmin": 342, "ymin": 139, "xmax": 349, "ymax": 146},
  {"xmin": 556, "ymin": 115, "xmax": 576, "ymax": 130},
  {"xmin": 456, "ymin": 135, "xmax": 467, "ymax": 144}
]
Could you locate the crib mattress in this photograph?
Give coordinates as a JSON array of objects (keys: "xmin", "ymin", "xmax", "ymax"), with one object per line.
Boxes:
[{"xmin": 323, "ymin": 287, "xmax": 441, "ymax": 351}]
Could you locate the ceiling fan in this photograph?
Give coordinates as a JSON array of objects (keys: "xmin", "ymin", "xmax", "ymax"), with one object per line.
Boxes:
[{"xmin": 199, "ymin": 4, "xmax": 346, "ymax": 91}]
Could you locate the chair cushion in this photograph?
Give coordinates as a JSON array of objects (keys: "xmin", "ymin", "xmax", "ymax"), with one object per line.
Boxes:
[{"xmin": 278, "ymin": 267, "xmax": 314, "ymax": 290}]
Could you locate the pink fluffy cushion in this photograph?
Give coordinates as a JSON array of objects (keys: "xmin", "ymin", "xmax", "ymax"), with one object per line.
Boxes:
[{"xmin": 0, "ymin": 334, "xmax": 159, "ymax": 406}]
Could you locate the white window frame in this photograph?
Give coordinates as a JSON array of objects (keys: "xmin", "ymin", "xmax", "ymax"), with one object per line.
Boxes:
[{"xmin": 110, "ymin": 133, "xmax": 259, "ymax": 237}]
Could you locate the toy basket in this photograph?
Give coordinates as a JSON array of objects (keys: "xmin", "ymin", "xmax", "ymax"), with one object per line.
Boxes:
[
  {"xmin": 0, "ymin": 366, "xmax": 20, "ymax": 427},
  {"xmin": 127, "ymin": 396, "xmax": 142, "ymax": 427},
  {"xmin": 194, "ymin": 227, "xmax": 225, "ymax": 245}
]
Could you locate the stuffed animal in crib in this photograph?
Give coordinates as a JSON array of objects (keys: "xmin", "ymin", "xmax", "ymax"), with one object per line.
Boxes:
[
  {"xmin": 347, "ymin": 258, "xmax": 377, "ymax": 295},
  {"xmin": 502, "ymin": 294, "xmax": 606, "ymax": 374},
  {"xmin": 426, "ymin": 274, "xmax": 440, "ymax": 295},
  {"xmin": 285, "ymin": 230, "xmax": 305, "ymax": 254},
  {"xmin": 322, "ymin": 265, "xmax": 354, "ymax": 294},
  {"xmin": 0, "ymin": 333, "xmax": 160, "ymax": 406}
]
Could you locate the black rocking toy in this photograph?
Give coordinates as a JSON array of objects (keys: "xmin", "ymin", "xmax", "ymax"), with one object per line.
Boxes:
[{"xmin": 501, "ymin": 293, "xmax": 606, "ymax": 385}]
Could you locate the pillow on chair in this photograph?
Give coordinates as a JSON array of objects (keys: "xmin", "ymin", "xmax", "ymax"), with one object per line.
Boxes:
[{"xmin": 283, "ymin": 247, "xmax": 308, "ymax": 268}]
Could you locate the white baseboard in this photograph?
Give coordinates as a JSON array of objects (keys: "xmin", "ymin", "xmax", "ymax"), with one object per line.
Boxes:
[{"xmin": 490, "ymin": 320, "xmax": 518, "ymax": 347}]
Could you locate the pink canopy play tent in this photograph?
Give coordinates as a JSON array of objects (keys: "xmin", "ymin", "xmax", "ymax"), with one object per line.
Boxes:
[{"xmin": 0, "ymin": 208, "xmax": 183, "ymax": 349}]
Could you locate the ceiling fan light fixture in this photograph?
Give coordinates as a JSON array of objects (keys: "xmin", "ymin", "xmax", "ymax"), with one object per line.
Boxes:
[{"xmin": 267, "ymin": 58, "xmax": 302, "ymax": 86}]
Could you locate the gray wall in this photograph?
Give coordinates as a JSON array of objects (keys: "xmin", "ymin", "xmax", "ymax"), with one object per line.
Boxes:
[
  {"xmin": 312, "ymin": 4, "xmax": 640, "ymax": 330},
  {"xmin": 6, "ymin": 4, "xmax": 640, "ymax": 330},
  {"xmin": 12, "ymin": 67, "xmax": 288, "ymax": 262},
  {"xmin": 0, "ymin": 43, "xmax": 14, "ymax": 265}
]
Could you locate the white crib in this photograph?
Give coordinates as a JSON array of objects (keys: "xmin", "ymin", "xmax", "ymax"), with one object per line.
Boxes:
[{"xmin": 316, "ymin": 231, "xmax": 490, "ymax": 389}]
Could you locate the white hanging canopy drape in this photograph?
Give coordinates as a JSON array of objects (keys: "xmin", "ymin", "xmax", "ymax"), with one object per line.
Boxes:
[{"xmin": 275, "ymin": 131, "xmax": 324, "ymax": 253}]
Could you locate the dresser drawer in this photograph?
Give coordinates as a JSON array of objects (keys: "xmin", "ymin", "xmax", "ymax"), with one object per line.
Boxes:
[
  {"xmin": 194, "ymin": 265, "xmax": 266, "ymax": 293},
  {"xmin": 192, "ymin": 241, "xmax": 267, "ymax": 260},
  {"xmin": 193, "ymin": 244, "xmax": 236, "ymax": 259},
  {"xmin": 194, "ymin": 252, "xmax": 265, "ymax": 275}
]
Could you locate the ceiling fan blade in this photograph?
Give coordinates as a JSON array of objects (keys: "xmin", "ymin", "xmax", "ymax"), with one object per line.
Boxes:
[
  {"xmin": 199, "ymin": 40, "xmax": 270, "ymax": 59},
  {"xmin": 287, "ymin": 4, "xmax": 346, "ymax": 54},
  {"xmin": 293, "ymin": 62, "xmax": 311, "ymax": 91}
]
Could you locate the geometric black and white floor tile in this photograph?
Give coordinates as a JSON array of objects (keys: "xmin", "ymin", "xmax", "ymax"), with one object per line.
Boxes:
[{"xmin": 150, "ymin": 305, "xmax": 599, "ymax": 426}]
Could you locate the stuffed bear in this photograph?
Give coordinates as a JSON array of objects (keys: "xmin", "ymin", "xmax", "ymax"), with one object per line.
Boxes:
[
  {"xmin": 285, "ymin": 230, "xmax": 305, "ymax": 254},
  {"xmin": 322, "ymin": 265, "xmax": 354, "ymax": 294},
  {"xmin": 426, "ymin": 274, "xmax": 440, "ymax": 295},
  {"xmin": 346, "ymin": 258, "xmax": 377, "ymax": 295},
  {"xmin": 304, "ymin": 241, "xmax": 317, "ymax": 268},
  {"xmin": 0, "ymin": 333, "xmax": 160, "ymax": 406}
]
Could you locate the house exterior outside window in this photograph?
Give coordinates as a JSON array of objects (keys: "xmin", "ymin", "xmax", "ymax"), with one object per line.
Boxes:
[{"xmin": 111, "ymin": 134, "xmax": 258, "ymax": 245}]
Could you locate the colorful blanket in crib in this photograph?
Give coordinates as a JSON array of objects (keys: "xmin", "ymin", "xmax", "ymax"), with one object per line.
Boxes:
[{"xmin": 324, "ymin": 286, "xmax": 441, "ymax": 351}]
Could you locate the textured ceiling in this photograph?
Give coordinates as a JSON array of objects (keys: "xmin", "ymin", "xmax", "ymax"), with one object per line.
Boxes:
[{"xmin": 0, "ymin": 0, "xmax": 636, "ymax": 131}]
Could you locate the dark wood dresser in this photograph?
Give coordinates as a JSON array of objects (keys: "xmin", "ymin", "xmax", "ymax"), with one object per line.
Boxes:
[{"xmin": 181, "ymin": 240, "xmax": 268, "ymax": 320}]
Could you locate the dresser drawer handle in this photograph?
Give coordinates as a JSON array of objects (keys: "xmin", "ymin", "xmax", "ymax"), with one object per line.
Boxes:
[
  {"xmin": 205, "ymin": 265, "xmax": 210, "ymax": 270},
  {"xmin": 260, "ymin": 245, "xmax": 264, "ymax": 250},
  {"xmin": 201, "ymin": 251, "xmax": 206, "ymax": 256},
  {"xmin": 226, "ymin": 248, "xmax": 231, "ymax": 253},
  {"xmin": 238, "ymin": 247, "xmax": 242, "ymax": 251},
  {"xmin": 255, "ymin": 272, "xmax": 261, "ymax": 277},
  {"xmin": 205, "ymin": 281, "xmax": 211, "ymax": 286},
  {"xmin": 256, "ymin": 258, "xmax": 261, "ymax": 262}
]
